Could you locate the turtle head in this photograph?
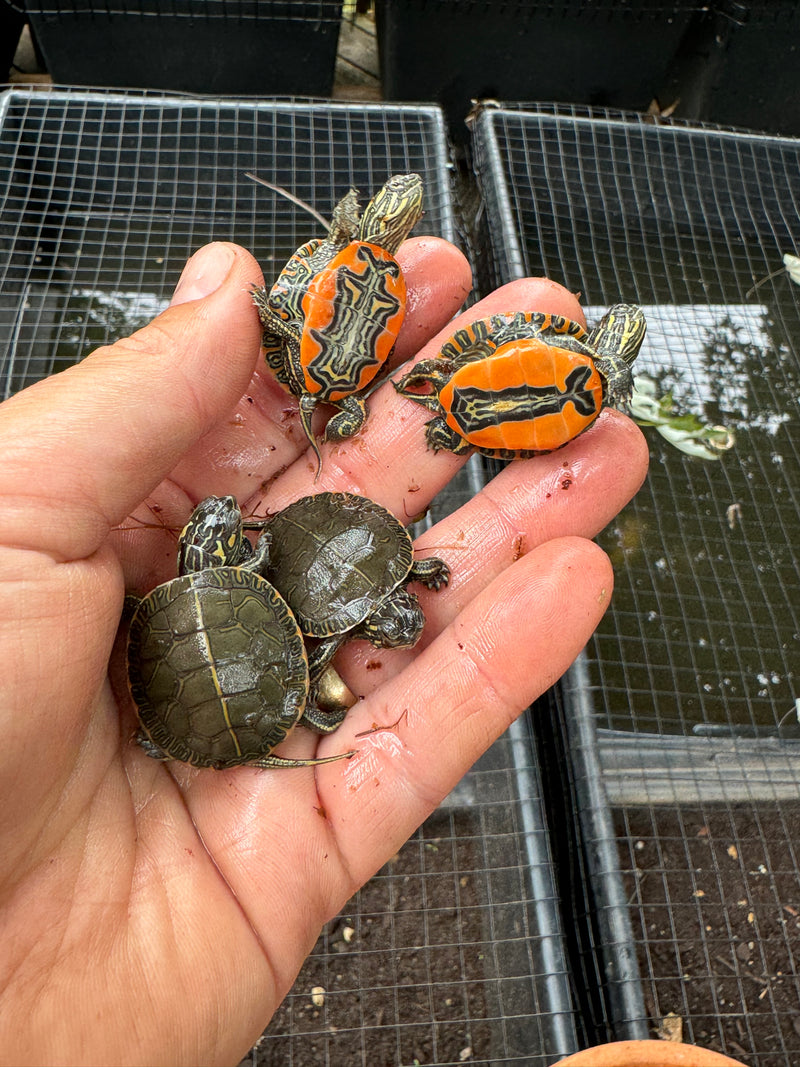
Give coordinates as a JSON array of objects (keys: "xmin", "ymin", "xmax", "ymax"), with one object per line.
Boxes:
[
  {"xmin": 587, "ymin": 303, "xmax": 647, "ymax": 408},
  {"xmin": 178, "ymin": 495, "xmax": 251, "ymax": 574},
  {"xmin": 360, "ymin": 588, "xmax": 425, "ymax": 650},
  {"xmin": 358, "ymin": 173, "xmax": 424, "ymax": 255}
]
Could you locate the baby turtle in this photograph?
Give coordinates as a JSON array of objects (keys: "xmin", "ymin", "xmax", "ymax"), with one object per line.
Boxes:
[
  {"xmin": 252, "ymin": 173, "xmax": 424, "ymax": 473},
  {"xmin": 258, "ymin": 491, "xmax": 450, "ymax": 676},
  {"xmin": 126, "ymin": 496, "xmax": 355, "ymax": 769},
  {"xmin": 394, "ymin": 303, "xmax": 647, "ymax": 458}
]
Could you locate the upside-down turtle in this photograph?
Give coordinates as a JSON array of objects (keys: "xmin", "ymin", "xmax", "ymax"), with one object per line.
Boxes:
[
  {"xmin": 252, "ymin": 173, "xmax": 425, "ymax": 473},
  {"xmin": 258, "ymin": 491, "xmax": 450, "ymax": 677},
  {"xmin": 126, "ymin": 496, "xmax": 355, "ymax": 769},
  {"xmin": 394, "ymin": 303, "xmax": 647, "ymax": 458}
]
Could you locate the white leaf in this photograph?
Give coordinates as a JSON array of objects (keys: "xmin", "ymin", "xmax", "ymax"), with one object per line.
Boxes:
[{"xmin": 782, "ymin": 252, "xmax": 800, "ymax": 285}]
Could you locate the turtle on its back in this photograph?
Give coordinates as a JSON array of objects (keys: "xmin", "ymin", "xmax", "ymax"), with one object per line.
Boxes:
[
  {"xmin": 251, "ymin": 173, "xmax": 646, "ymax": 466},
  {"xmin": 252, "ymin": 173, "xmax": 424, "ymax": 473},
  {"xmin": 394, "ymin": 303, "xmax": 647, "ymax": 459}
]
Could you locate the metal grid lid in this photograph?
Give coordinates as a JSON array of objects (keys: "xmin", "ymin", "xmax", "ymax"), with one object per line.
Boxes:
[{"xmin": 470, "ymin": 101, "xmax": 800, "ymax": 1062}]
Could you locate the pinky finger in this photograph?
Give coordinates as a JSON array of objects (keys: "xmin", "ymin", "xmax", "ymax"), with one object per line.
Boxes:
[{"xmin": 321, "ymin": 535, "xmax": 613, "ymax": 884}]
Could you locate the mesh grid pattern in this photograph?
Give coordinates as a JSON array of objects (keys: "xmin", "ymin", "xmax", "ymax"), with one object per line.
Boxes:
[
  {"xmin": 23, "ymin": 2, "xmax": 345, "ymax": 21},
  {"xmin": 471, "ymin": 104, "xmax": 800, "ymax": 1062},
  {"xmin": 0, "ymin": 90, "xmax": 456, "ymax": 394},
  {"xmin": 246, "ymin": 730, "xmax": 581, "ymax": 1066},
  {"xmin": 0, "ymin": 87, "xmax": 582, "ymax": 1065},
  {"xmin": 471, "ymin": 103, "xmax": 800, "ymax": 739}
]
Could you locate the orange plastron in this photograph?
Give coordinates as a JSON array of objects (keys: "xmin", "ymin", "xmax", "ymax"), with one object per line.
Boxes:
[
  {"xmin": 300, "ymin": 241, "xmax": 406, "ymax": 400},
  {"xmin": 438, "ymin": 338, "xmax": 604, "ymax": 453}
]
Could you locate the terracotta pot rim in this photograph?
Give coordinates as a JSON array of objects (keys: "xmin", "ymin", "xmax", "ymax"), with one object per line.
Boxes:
[{"xmin": 552, "ymin": 1038, "xmax": 746, "ymax": 1067}]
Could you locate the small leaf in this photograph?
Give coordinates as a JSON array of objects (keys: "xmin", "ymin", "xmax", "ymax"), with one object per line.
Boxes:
[
  {"xmin": 629, "ymin": 379, "xmax": 734, "ymax": 459},
  {"xmin": 783, "ymin": 252, "xmax": 800, "ymax": 285}
]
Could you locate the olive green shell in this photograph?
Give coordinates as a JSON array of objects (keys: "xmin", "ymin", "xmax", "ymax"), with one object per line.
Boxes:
[
  {"xmin": 127, "ymin": 567, "xmax": 309, "ymax": 767},
  {"xmin": 265, "ymin": 491, "xmax": 413, "ymax": 637}
]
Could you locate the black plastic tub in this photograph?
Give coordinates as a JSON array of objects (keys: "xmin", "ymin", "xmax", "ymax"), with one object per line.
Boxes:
[
  {"xmin": 376, "ymin": 0, "xmax": 702, "ymax": 141},
  {"xmin": 0, "ymin": 1, "xmax": 25, "ymax": 80},
  {"xmin": 662, "ymin": 0, "xmax": 800, "ymax": 136},
  {"xmin": 24, "ymin": 1, "xmax": 344, "ymax": 95},
  {"xmin": 0, "ymin": 86, "xmax": 586, "ymax": 1066},
  {"xmin": 470, "ymin": 103, "xmax": 800, "ymax": 1059}
]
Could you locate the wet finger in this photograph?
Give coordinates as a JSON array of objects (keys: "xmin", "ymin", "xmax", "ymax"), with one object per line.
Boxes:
[
  {"xmin": 325, "ymin": 536, "xmax": 613, "ymax": 885},
  {"xmin": 339, "ymin": 407, "xmax": 647, "ymax": 693}
]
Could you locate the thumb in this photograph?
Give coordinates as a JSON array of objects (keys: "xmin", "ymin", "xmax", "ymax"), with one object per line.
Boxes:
[{"xmin": 0, "ymin": 242, "xmax": 264, "ymax": 560}]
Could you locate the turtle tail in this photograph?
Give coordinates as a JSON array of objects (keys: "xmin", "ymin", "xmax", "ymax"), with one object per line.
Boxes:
[{"xmin": 298, "ymin": 394, "xmax": 323, "ymax": 479}]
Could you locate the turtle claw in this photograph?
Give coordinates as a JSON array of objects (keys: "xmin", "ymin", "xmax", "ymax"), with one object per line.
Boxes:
[
  {"xmin": 425, "ymin": 418, "xmax": 473, "ymax": 456},
  {"xmin": 135, "ymin": 730, "xmax": 171, "ymax": 761},
  {"xmin": 249, "ymin": 749, "xmax": 356, "ymax": 768},
  {"xmin": 298, "ymin": 395, "xmax": 324, "ymax": 479},
  {"xmin": 323, "ymin": 394, "xmax": 368, "ymax": 445},
  {"xmin": 299, "ymin": 703, "xmax": 349, "ymax": 735}
]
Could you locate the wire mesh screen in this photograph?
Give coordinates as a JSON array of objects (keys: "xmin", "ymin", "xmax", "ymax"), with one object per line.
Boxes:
[
  {"xmin": 24, "ymin": 2, "xmax": 344, "ymax": 18},
  {"xmin": 471, "ymin": 104, "xmax": 800, "ymax": 1062},
  {"xmin": 0, "ymin": 89, "xmax": 455, "ymax": 395},
  {"xmin": 0, "ymin": 87, "xmax": 584, "ymax": 1065},
  {"xmin": 248, "ymin": 705, "xmax": 582, "ymax": 1065}
]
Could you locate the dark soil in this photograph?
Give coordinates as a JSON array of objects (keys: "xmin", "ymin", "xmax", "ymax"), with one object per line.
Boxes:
[
  {"xmin": 240, "ymin": 810, "xmax": 500, "ymax": 1067},
  {"xmin": 615, "ymin": 802, "xmax": 800, "ymax": 1065}
]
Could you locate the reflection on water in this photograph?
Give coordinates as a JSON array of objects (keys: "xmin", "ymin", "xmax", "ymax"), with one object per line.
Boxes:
[
  {"xmin": 584, "ymin": 301, "xmax": 799, "ymax": 736},
  {"xmin": 589, "ymin": 301, "xmax": 796, "ymax": 433},
  {"xmin": 1, "ymin": 286, "xmax": 169, "ymax": 398}
]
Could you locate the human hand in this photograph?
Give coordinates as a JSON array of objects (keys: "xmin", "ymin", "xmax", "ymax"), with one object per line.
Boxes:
[{"xmin": 0, "ymin": 239, "xmax": 648, "ymax": 1065}]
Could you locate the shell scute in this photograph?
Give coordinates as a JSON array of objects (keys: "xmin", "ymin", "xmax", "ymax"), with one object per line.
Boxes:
[
  {"xmin": 264, "ymin": 492, "xmax": 414, "ymax": 637},
  {"xmin": 128, "ymin": 568, "xmax": 308, "ymax": 767},
  {"xmin": 300, "ymin": 242, "xmax": 405, "ymax": 400},
  {"xmin": 439, "ymin": 339, "xmax": 604, "ymax": 453}
]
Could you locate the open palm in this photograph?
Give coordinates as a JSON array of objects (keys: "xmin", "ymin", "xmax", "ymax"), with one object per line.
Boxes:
[{"xmin": 0, "ymin": 240, "xmax": 647, "ymax": 1065}]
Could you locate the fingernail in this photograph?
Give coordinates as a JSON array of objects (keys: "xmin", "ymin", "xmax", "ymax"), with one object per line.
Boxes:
[{"xmin": 170, "ymin": 242, "xmax": 236, "ymax": 306}]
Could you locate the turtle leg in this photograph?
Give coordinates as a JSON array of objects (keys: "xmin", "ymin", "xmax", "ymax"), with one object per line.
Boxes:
[
  {"xmin": 240, "ymin": 527, "xmax": 272, "ymax": 574},
  {"xmin": 298, "ymin": 702, "xmax": 349, "ymax": 735},
  {"xmin": 424, "ymin": 417, "xmax": 473, "ymax": 456},
  {"xmin": 251, "ymin": 284, "xmax": 286, "ymax": 334},
  {"xmin": 594, "ymin": 357, "xmax": 634, "ymax": 409},
  {"xmin": 323, "ymin": 394, "xmax": 369, "ymax": 444},
  {"xmin": 307, "ymin": 633, "xmax": 347, "ymax": 678},
  {"xmin": 408, "ymin": 555, "xmax": 450, "ymax": 590},
  {"xmin": 250, "ymin": 286, "xmax": 295, "ymax": 385},
  {"xmin": 393, "ymin": 359, "xmax": 456, "ymax": 412},
  {"xmin": 354, "ymin": 590, "xmax": 425, "ymax": 651}
]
